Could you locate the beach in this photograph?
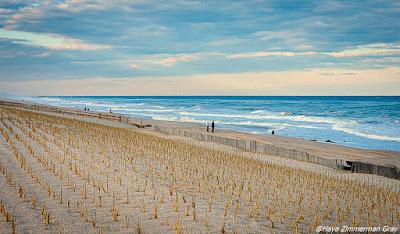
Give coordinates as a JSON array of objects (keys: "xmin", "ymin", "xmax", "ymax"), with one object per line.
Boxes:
[
  {"xmin": 4, "ymin": 98, "xmax": 400, "ymax": 178},
  {"xmin": 0, "ymin": 100, "xmax": 399, "ymax": 233}
]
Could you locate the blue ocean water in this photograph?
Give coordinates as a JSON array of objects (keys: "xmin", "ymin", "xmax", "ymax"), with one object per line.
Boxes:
[{"xmin": 19, "ymin": 96, "xmax": 400, "ymax": 152}]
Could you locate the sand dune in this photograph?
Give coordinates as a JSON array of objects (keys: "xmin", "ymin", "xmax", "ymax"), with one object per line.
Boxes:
[{"xmin": 0, "ymin": 105, "xmax": 399, "ymax": 233}]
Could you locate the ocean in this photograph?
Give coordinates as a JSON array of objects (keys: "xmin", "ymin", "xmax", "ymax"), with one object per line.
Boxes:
[{"xmin": 18, "ymin": 96, "xmax": 400, "ymax": 152}]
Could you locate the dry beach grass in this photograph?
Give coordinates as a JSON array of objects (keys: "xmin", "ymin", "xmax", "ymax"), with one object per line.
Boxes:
[{"xmin": 0, "ymin": 106, "xmax": 399, "ymax": 233}]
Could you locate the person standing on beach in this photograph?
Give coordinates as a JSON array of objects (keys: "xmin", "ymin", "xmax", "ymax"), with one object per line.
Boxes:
[
  {"xmin": 211, "ymin": 121, "xmax": 215, "ymax": 132},
  {"xmin": 110, "ymin": 108, "xmax": 112, "ymax": 114},
  {"xmin": 206, "ymin": 121, "xmax": 209, "ymax": 132}
]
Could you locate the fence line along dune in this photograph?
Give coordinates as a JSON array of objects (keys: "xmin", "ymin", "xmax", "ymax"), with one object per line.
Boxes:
[{"xmin": 0, "ymin": 106, "xmax": 399, "ymax": 233}]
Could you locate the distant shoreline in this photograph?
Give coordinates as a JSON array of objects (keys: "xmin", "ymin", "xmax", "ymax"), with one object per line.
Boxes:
[{"xmin": 4, "ymin": 97, "xmax": 399, "ymax": 151}]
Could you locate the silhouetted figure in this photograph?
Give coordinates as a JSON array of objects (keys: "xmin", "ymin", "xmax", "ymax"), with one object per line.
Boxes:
[
  {"xmin": 84, "ymin": 107, "xmax": 86, "ymax": 111},
  {"xmin": 211, "ymin": 121, "xmax": 215, "ymax": 133},
  {"xmin": 272, "ymin": 130, "xmax": 275, "ymax": 135},
  {"xmin": 110, "ymin": 108, "xmax": 112, "ymax": 114},
  {"xmin": 206, "ymin": 121, "xmax": 209, "ymax": 132}
]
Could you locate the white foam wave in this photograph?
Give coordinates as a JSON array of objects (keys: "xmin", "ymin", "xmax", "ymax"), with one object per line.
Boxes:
[
  {"xmin": 147, "ymin": 105, "xmax": 165, "ymax": 109},
  {"xmin": 251, "ymin": 110, "xmax": 292, "ymax": 116},
  {"xmin": 27, "ymin": 97, "xmax": 400, "ymax": 143},
  {"xmin": 152, "ymin": 116, "xmax": 321, "ymax": 131},
  {"xmin": 25, "ymin": 97, "xmax": 64, "ymax": 104},
  {"xmin": 120, "ymin": 109, "xmax": 174, "ymax": 113},
  {"xmin": 221, "ymin": 121, "xmax": 322, "ymax": 130},
  {"xmin": 281, "ymin": 111, "xmax": 293, "ymax": 116},
  {"xmin": 163, "ymin": 113, "xmax": 400, "ymax": 141},
  {"xmin": 177, "ymin": 111, "xmax": 354, "ymax": 126},
  {"xmin": 129, "ymin": 103, "xmax": 145, "ymax": 106},
  {"xmin": 251, "ymin": 110, "xmax": 264, "ymax": 114},
  {"xmin": 33, "ymin": 98, "xmax": 169, "ymax": 113},
  {"xmin": 332, "ymin": 125, "xmax": 400, "ymax": 142},
  {"xmin": 152, "ymin": 116, "xmax": 179, "ymax": 121}
]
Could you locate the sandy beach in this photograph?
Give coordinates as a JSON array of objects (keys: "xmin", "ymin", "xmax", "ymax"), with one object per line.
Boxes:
[{"xmin": 0, "ymin": 101, "xmax": 399, "ymax": 233}]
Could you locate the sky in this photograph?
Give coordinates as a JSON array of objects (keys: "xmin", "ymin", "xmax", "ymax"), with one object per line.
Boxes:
[{"xmin": 0, "ymin": 0, "xmax": 399, "ymax": 96}]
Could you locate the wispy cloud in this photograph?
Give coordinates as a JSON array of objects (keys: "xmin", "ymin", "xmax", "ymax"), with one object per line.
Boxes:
[
  {"xmin": 34, "ymin": 52, "xmax": 49, "ymax": 58},
  {"xmin": 227, "ymin": 51, "xmax": 317, "ymax": 59},
  {"xmin": 4, "ymin": 5, "xmax": 43, "ymax": 28},
  {"xmin": 208, "ymin": 38, "xmax": 245, "ymax": 47},
  {"xmin": 120, "ymin": 25, "xmax": 170, "ymax": 39},
  {"xmin": 55, "ymin": 0, "xmax": 134, "ymax": 13},
  {"xmin": 71, "ymin": 53, "xmax": 204, "ymax": 69},
  {"xmin": 325, "ymin": 43, "xmax": 400, "ymax": 57},
  {"xmin": 253, "ymin": 30, "xmax": 314, "ymax": 51},
  {"xmin": 2, "ymin": 1, "xmax": 136, "ymax": 30},
  {"xmin": 0, "ymin": 8, "xmax": 14, "ymax": 14},
  {"xmin": 145, "ymin": 54, "xmax": 201, "ymax": 67},
  {"xmin": 227, "ymin": 43, "xmax": 400, "ymax": 59},
  {"xmin": 128, "ymin": 52, "xmax": 225, "ymax": 69},
  {"xmin": 0, "ymin": 29, "xmax": 111, "ymax": 50}
]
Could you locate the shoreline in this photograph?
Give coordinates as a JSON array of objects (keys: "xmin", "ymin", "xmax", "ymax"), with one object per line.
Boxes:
[
  {"xmin": 1, "ymin": 98, "xmax": 399, "ymax": 179},
  {"xmin": 21, "ymin": 96, "xmax": 400, "ymax": 152}
]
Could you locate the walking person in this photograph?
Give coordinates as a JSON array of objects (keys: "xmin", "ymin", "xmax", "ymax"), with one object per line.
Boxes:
[{"xmin": 211, "ymin": 121, "xmax": 215, "ymax": 133}]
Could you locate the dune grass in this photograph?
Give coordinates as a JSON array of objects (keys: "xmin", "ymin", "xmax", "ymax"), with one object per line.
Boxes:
[{"xmin": 0, "ymin": 106, "xmax": 398, "ymax": 233}]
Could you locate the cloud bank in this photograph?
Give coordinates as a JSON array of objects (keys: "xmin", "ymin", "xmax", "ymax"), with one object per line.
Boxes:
[
  {"xmin": 1, "ymin": 67, "xmax": 398, "ymax": 96},
  {"xmin": 0, "ymin": 29, "xmax": 111, "ymax": 50},
  {"xmin": 0, "ymin": 0, "xmax": 399, "ymax": 95}
]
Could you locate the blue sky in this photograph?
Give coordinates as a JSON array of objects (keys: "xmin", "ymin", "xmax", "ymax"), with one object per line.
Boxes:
[{"xmin": 0, "ymin": 0, "xmax": 399, "ymax": 95}]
